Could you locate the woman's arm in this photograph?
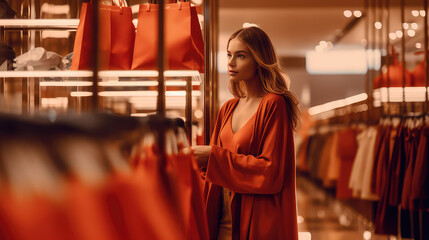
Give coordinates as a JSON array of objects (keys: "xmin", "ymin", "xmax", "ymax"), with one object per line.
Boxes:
[
  {"xmin": 192, "ymin": 145, "xmax": 212, "ymax": 168},
  {"xmin": 206, "ymin": 96, "xmax": 292, "ymax": 195}
]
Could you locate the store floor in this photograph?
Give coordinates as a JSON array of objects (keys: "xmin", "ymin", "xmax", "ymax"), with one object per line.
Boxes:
[{"xmin": 296, "ymin": 174, "xmax": 387, "ymax": 240}]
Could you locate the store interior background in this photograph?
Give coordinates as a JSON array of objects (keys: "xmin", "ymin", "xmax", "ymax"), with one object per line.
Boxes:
[
  {"xmin": 216, "ymin": 1, "xmax": 427, "ymax": 240},
  {"xmin": 217, "ymin": 0, "xmax": 423, "ymax": 108},
  {"xmin": 1, "ymin": 0, "xmax": 428, "ymax": 239}
]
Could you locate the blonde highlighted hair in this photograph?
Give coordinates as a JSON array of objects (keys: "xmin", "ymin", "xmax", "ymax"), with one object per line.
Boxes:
[{"xmin": 227, "ymin": 27, "xmax": 301, "ymax": 131}]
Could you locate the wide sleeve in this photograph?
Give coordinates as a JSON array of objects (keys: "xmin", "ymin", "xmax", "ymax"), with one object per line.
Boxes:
[{"xmin": 206, "ymin": 96, "xmax": 291, "ymax": 194}]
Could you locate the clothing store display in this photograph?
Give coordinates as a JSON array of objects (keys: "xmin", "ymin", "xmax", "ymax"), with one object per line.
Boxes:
[
  {"xmin": 71, "ymin": 0, "xmax": 135, "ymax": 70},
  {"xmin": 132, "ymin": 1, "xmax": 204, "ymax": 72},
  {"xmin": 0, "ymin": 114, "xmax": 209, "ymax": 240},
  {"xmin": 372, "ymin": 49, "xmax": 413, "ymax": 89},
  {"xmin": 13, "ymin": 47, "xmax": 64, "ymax": 71},
  {"xmin": 0, "ymin": 0, "xmax": 16, "ymax": 19},
  {"xmin": 205, "ymin": 93, "xmax": 298, "ymax": 240}
]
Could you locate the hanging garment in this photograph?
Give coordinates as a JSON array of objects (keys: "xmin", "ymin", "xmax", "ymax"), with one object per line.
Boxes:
[
  {"xmin": 374, "ymin": 123, "xmax": 404, "ymax": 236},
  {"xmin": 349, "ymin": 127, "xmax": 375, "ymax": 198},
  {"xmin": 336, "ymin": 128, "xmax": 358, "ymax": 199},
  {"xmin": 317, "ymin": 133, "xmax": 334, "ymax": 183},
  {"xmin": 297, "ymin": 136, "xmax": 310, "ymax": 172},
  {"xmin": 388, "ymin": 123, "xmax": 407, "ymax": 206},
  {"xmin": 360, "ymin": 126, "xmax": 379, "ymax": 200},
  {"xmin": 133, "ymin": 144, "xmax": 187, "ymax": 240},
  {"xmin": 204, "ymin": 93, "xmax": 298, "ymax": 240},
  {"xmin": 308, "ymin": 134, "xmax": 327, "ymax": 180},
  {"xmin": 325, "ymin": 132, "xmax": 341, "ymax": 185},
  {"xmin": 411, "ymin": 126, "xmax": 429, "ymax": 209},
  {"xmin": 371, "ymin": 125, "xmax": 392, "ymax": 196}
]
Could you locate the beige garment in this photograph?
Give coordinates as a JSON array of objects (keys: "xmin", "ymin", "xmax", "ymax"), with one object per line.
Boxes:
[{"xmin": 217, "ymin": 187, "xmax": 232, "ymax": 240}]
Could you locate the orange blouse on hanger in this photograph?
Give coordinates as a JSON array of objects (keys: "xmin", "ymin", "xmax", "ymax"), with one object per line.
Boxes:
[{"xmin": 204, "ymin": 93, "xmax": 298, "ymax": 240}]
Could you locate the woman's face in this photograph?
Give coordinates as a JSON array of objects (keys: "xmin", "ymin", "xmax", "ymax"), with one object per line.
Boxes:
[{"xmin": 227, "ymin": 38, "xmax": 258, "ymax": 82}]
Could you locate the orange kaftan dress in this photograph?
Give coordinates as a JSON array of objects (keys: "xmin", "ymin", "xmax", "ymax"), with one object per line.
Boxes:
[{"xmin": 204, "ymin": 93, "xmax": 298, "ymax": 240}]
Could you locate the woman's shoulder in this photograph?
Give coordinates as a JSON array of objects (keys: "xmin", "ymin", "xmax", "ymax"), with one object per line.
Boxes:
[
  {"xmin": 263, "ymin": 93, "xmax": 287, "ymax": 107},
  {"xmin": 218, "ymin": 98, "xmax": 239, "ymax": 115}
]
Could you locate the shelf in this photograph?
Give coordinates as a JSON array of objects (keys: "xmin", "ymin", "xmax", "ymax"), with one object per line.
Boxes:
[
  {"xmin": 0, "ymin": 70, "xmax": 201, "ymax": 78},
  {"xmin": 40, "ymin": 80, "xmax": 201, "ymax": 87},
  {"xmin": 0, "ymin": 19, "xmax": 80, "ymax": 30}
]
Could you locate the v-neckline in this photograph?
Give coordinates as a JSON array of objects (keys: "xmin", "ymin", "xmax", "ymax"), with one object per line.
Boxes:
[{"xmin": 229, "ymin": 94, "xmax": 267, "ymax": 134}]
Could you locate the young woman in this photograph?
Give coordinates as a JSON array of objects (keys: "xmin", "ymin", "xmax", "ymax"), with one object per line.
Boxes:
[{"xmin": 192, "ymin": 27, "xmax": 300, "ymax": 240}]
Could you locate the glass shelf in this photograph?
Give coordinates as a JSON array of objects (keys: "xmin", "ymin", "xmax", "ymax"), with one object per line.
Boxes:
[
  {"xmin": 0, "ymin": 70, "xmax": 201, "ymax": 78},
  {"xmin": 0, "ymin": 19, "xmax": 80, "ymax": 30}
]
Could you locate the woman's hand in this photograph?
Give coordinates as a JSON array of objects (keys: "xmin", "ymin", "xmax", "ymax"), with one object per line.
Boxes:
[{"xmin": 191, "ymin": 145, "xmax": 212, "ymax": 168}]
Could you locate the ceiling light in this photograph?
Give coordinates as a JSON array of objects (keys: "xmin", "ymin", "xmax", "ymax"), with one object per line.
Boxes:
[
  {"xmin": 315, "ymin": 45, "xmax": 323, "ymax": 53},
  {"xmin": 191, "ymin": 0, "xmax": 203, "ymax": 5},
  {"xmin": 408, "ymin": 30, "xmax": 416, "ymax": 37},
  {"xmin": 243, "ymin": 22, "xmax": 258, "ymax": 28},
  {"xmin": 416, "ymin": 43, "xmax": 422, "ymax": 49},
  {"xmin": 403, "ymin": 23, "xmax": 409, "ymax": 29},
  {"xmin": 70, "ymin": 92, "xmax": 93, "ymax": 97},
  {"xmin": 353, "ymin": 10, "xmax": 362, "ymax": 18},
  {"xmin": 420, "ymin": 10, "xmax": 426, "ymax": 17},
  {"xmin": 319, "ymin": 41, "xmax": 328, "ymax": 48},
  {"xmin": 412, "ymin": 10, "xmax": 420, "ymax": 17},
  {"xmin": 343, "ymin": 10, "xmax": 353, "ymax": 18},
  {"xmin": 326, "ymin": 41, "xmax": 334, "ymax": 49},
  {"xmin": 411, "ymin": 23, "xmax": 418, "ymax": 29},
  {"xmin": 363, "ymin": 231, "xmax": 372, "ymax": 240},
  {"xmin": 396, "ymin": 30, "xmax": 403, "ymax": 38},
  {"xmin": 375, "ymin": 22, "xmax": 382, "ymax": 29},
  {"xmin": 389, "ymin": 32, "xmax": 397, "ymax": 40}
]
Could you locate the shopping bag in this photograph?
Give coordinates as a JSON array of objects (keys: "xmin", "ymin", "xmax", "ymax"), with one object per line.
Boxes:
[
  {"xmin": 71, "ymin": 0, "xmax": 135, "ymax": 70},
  {"xmin": 132, "ymin": 1, "xmax": 204, "ymax": 72}
]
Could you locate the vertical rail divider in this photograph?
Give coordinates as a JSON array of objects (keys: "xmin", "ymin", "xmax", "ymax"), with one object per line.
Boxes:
[
  {"xmin": 401, "ymin": 0, "xmax": 406, "ymax": 115},
  {"xmin": 425, "ymin": 0, "xmax": 429, "ymax": 115},
  {"xmin": 204, "ymin": 0, "xmax": 211, "ymax": 145},
  {"xmin": 186, "ymin": 76, "xmax": 192, "ymax": 143},
  {"xmin": 34, "ymin": 77, "xmax": 40, "ymax": 113},
  {"xmin": 91, "ymin": 0, "xmax": 99, "ymax": 111},
  {"xmin": 365, "ymin": 0, "xmax": 371, "ymax": 125},
  {"xmin": 386, "ymin": 0, "xmax": 391, "ymax": 116},
  {"xmin": 156, "ymin": 0, "xmax": 167, "ymax": 178}
]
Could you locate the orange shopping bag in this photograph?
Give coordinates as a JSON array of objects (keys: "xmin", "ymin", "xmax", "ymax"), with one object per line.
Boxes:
[
  {"xmin": 132, "ymin": 1, "xmax": 204, "ymax": 72},
  {"xmin": 71, "ymin": 0, "xmax": 135, "ymax": 70}
]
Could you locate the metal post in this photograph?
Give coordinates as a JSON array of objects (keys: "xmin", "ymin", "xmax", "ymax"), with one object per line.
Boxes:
[
  {"xmin": 365, "ymin": 0, "xmax": 370, "ymax": 124},
  {"xmin": 424, "ymin": 0, "xmax": 429, "ymax": 114},
  {"xmin": 401, "ymin": 0, "xmax": 406, "ymax": 114},
  {"xmin": 91, "ymin": 0, "xmax": 99, "ymax": 111},
  {"xmin": 204, "ymin": 0, "xmax": 211, "ymax": 144},
  {"xmin": 386, "ymin": 0, "xmax": 391, "ymax": 115},
  {"xmin": 157, "ymin": 0, "xmax": 166, "ymax": 116},
  {"xmin": 186, "ymin": 76, "xmax": 192, "ymax": 143}
]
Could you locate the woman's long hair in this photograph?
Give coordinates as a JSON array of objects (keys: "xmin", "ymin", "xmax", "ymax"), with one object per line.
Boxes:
[{"xmin": 227, "ymin": 27, "xmax": 301, "ymax": 131}]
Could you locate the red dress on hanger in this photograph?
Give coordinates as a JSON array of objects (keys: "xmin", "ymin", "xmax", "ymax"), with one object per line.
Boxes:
[{"xmin": 204, "ymin": 93, "xmax": 298, "ymax": 240}]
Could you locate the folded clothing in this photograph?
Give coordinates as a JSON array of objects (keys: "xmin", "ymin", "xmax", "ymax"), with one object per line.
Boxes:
[{"xmin": 14, "ymin": 47, "xmax": 65, "ymax": 71}]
